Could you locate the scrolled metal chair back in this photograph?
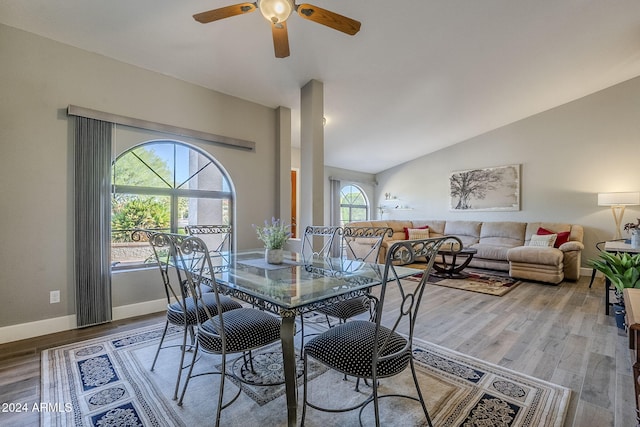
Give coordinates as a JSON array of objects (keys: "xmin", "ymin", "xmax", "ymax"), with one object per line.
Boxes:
[
  {"xmin": 147, "ymin": 231, "xmax": 187, "ymax": 306},
  {"xmin": 171, "ymin": 234, "xmax": 226, "ymax": 331},
  {"xmin": 185, "ymin": 225, "xmax": 232, "ymax": 253},
  {"xmin": 342, "ymin": 226, "xmax": 393, "ymax": 263},
  {"xmin": 373, "ymin": 236, "xmax": 457, "ymax": 365},
  {"xmin": 301, "ymin": 226, "xmax": 343, "ymax": 261}
]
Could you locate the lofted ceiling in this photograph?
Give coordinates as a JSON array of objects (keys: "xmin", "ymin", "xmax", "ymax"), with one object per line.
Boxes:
[{"xmin": 2, "ymin": 1, "xmax": 640, "ymax": 173}]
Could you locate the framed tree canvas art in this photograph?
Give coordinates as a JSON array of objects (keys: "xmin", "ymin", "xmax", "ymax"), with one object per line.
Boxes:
[{"xmin": 449, "ymin": 164, "xmax": 520, "ymax": 211}]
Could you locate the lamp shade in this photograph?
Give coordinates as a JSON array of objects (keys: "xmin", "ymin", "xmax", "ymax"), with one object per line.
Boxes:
[
  {"xmin": 597, "ymin": 192, "xmax": 640, "ymax": 206},
  {"xmin": 259, "ymin": 0, "xmax": 294, "ymax": 23}
]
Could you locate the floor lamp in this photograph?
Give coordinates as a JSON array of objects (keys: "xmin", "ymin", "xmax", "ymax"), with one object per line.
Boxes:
[{"xmin": 598, "ymin": 192, "xmax": 640, "ymax": 239}]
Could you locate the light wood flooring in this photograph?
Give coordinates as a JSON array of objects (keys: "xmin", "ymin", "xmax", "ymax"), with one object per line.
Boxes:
[{"xmin": 0, "ymin": 275, "xmax": 634, "ymax": 426}]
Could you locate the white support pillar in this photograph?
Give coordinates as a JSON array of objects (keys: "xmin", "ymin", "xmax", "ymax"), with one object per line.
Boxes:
[
  {"xmin": 300, "ymin": 79, "xmax": 324, "ymax": 229},
  {"xmin": 276, "ymin": 106, "xmax": 292, "ymax": 226}
]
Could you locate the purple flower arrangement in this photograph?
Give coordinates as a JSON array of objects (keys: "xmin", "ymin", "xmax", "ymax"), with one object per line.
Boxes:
[{"xmin": 253, "ymin": 217, "xmax": 292, "ymax": 249}]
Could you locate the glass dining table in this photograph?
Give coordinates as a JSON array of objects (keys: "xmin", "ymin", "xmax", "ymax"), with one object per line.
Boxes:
[{"xmin": 199, "ymin": 249, "xmax": 421, "ymax": 427}]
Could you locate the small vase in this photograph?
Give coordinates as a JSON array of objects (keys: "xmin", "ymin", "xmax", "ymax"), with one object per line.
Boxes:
[{"xmin": 265, "ymin": 248, "xmax": 284, "ymax": 265}]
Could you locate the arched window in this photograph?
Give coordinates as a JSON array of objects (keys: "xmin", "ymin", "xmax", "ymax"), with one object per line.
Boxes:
[
  {"xmin": 339, "ymin": 184, "xmax": 369, "ymax": 226},
  {"xmin": 111, "ymin": 140, "xmax": 233, "ymax": 269}
]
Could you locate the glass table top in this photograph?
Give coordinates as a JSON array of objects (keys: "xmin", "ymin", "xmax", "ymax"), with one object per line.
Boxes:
[{"xmin": 205, "ymin": 249, "xmax": 422, "ymax": 310}]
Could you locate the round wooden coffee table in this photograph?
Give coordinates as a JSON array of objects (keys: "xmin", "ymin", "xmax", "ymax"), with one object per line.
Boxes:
[{"xmin": 431, "ymin": 247, "xmax": 478, "ymax": 279}]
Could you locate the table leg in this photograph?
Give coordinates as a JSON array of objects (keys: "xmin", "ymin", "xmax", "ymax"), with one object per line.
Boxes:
[
  {"xmin": 280, "ymin": 315, "xmax": 297, "ymax": 427},
  {"xmin": 634, "ymin": 358, "xmax": 640, "ymax": 424},
  {"xmin": 432, "ymin": 253, "xmax": 474, "ymax": 279},
  {"xmin": 606, "ymin": 277, "xmax": 610, "ymax": 315}
]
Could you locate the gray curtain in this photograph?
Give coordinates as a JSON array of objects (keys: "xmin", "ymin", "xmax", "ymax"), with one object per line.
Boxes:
[
  {"xmin": 329, "ymin": 178, "xmax": 341, "ymax": 257},
  {"xmin": 329, "ymin": 177, "xmax": 341, "ymax": 227},
  {"xmin": 74, "ymin": 117, "xmax": 113, "ymax": 327}
]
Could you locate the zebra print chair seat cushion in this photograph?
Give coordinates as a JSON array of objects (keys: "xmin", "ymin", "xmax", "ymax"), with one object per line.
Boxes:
[
  {"xmin": 198, "ymin": 308, "xmax": 282, "ymax": 354},
  {"xmin": 305, "ymin": 320, "xmax": 410, "ymax": 378},
  {"xmin": 316, "ymin": 296, "xmax": 370, "ymax": 321},
  {"xmin": 167, "ymin": 293, "xmax": 242, "ymax": 326}
]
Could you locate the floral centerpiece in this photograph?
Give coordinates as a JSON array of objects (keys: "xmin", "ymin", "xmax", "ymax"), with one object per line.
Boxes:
[{"xmin": 253, "ymin": 218, "xmax": 291, "ymax": 264}]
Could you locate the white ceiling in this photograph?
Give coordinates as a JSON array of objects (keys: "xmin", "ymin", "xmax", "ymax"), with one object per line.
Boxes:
[{"xmin": 2, "ymin": 1, "xmax": 640, "ymax": 173}]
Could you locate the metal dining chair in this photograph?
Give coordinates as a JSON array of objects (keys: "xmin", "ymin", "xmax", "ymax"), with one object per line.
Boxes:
[
  {"xmin": 185, "ymin": 224, "xmax": 232, "ymax": 253},
  {"xmin": 298, "ymin": 226, "xmax": 343, "ymax": 349},
  {"xmin": 316, "ymin": 226, "xmax": 393, "ymax": 327},
  {"xmin": 301, "ymin": 225, "xmax": 342, "ymax": 261},
  {"xmin": 301, "ymin": 236, "xmax": 452, "ymax": 427},
  {"xmin": 185, "ymin": 225, "xmax": 233, "ymax": 292},
  {"xmin": 145, "ymin": 231, "xmax": 242, "ymax": 401},
  {"xmin": 168, "ymin": 233, "xmax": 282, "ymax": 427}
]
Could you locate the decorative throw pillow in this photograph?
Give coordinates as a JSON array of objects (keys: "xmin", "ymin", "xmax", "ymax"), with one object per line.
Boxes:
[
  {"xmin": 403, "ymin": 225, "xmax": 428, "ymax": 240},
  {"xmin": 529, "ymin": 233, "xmax": 557, "ymax": 247},
  {"xmin": 537, "ymin": 227, "xmax": 570, "ymax": 248},
  {"xmin": 407, "ymin": 227, "xmax": 430, "ymax": 240}
]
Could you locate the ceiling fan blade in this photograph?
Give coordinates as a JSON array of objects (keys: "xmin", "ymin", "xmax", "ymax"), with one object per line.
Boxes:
[
  {"xmin": 296, "ymin": 3, "xmax": 361, "ymax": 35},
  {"xmin": 193, "ymin": 3, "xmax": 257, "ymax": 23},
  {"xmin": 272, "ymin": 21, "xmax": 290, "ymax": 58}
]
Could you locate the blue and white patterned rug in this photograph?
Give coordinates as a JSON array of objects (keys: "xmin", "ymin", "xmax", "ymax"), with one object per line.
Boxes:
[{"xmin": 41, "ymin": 323, "xmax": 570, "ymax": 426}]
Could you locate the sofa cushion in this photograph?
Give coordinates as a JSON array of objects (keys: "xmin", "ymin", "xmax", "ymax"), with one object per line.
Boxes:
[
  {"xmin": 471, "ymin": 243, "xmax": 512, "ymax": 262},
  {"xmin": 507, "ymin": 246, "xmax": 563, "ymax": 266},
  {"xmin": 382, "ymin": 220, "xmax": 414, "ymax": 241},
  {"xmin": 443, "ymin": 221, "xmax": 481, "ymax": 247},
  {"xmin": 412, "ymin": 220, "xmax": 446, "ymax": 236},
  {"xmin": 403, "ymin": 225, "xmax": 428, "ymax": 239},
  {"xmin": 529, "ymin": 234, "xmax": 557, "ymax": 247},
  {"xmin": 406, "ymin": 227, "xmax": 430, "ymax": 240},
  {"xmin": 524, "ymin": 222, "xmax": 573, "ymax": 243},
  {"xmin": 479, "ymin": 221, "xmax": 526, "ymax": 247},
  {"xmin": 537, "ymin": 227, "xmax": 570, "ymax": 248}
]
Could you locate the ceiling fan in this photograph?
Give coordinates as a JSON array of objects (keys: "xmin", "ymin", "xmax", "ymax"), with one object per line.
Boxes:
[{"xmin": 193, "ymin": 0, "xmax": 361, "ymax": 58}]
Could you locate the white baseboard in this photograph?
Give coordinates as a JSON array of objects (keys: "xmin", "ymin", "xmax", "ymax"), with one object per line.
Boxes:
[
  {"xmin": 112, "ymin": 298, "xmax": 167, "ymax": 321},
  {"xmin": 580, "ymin": 266, "xmax": 597, "ymax": 278},
  {"xmin": 0, "ymin": 315, "xmax": 77, "ymax": 345},
  {"xmin": 0, "ymin": 298, "xmax": 166, "ymax": 345}
]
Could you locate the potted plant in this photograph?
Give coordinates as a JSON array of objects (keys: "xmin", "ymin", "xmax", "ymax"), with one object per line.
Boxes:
[
  {"xmin": 253, "ymin": 217, "xmax": 291, "ymax": 264},
  {"xmin": 590, "ymin": 251, "xmax": 640, "ymax": 328}
]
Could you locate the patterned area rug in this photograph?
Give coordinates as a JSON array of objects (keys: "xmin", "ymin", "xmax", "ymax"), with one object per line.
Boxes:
[
  {"xmin": 41, "ymin": 322, "xmax": 569, "ymax": 426},
  {"xmin": 402, "ymin": 269, "xmax": 522, "ymax": 296},
  {"xmin": 429, "ymin": 272, "xmax": 523, "ymax": 296}
]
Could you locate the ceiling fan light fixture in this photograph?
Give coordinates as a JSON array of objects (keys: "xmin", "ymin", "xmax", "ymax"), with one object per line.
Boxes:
[{"xmin": 259, "ymin": 0, "xmax": 294, "ymax": 24}]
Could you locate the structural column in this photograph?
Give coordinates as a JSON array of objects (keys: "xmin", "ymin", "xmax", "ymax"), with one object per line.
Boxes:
[
  {"xmin": 300, "ymin": 79, "xmax": 324, "ymax": 228},
  {"xmin": 276, "ymin": 106, "xmax": 292, "ymax": 226}
]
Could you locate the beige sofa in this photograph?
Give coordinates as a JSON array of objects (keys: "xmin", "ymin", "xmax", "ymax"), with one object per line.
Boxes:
[{"xmin": 346, "ymin": 220, "xmax": 584, "ymax": 285}]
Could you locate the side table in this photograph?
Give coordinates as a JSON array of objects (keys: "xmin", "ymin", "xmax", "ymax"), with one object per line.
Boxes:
[
  {"xmin": 623, "ymin": 288, "xmax": 640, "ymax": 425},
  {"xmin": 432, "ymin": 247, "xmax": 478, "ymax": 279}
]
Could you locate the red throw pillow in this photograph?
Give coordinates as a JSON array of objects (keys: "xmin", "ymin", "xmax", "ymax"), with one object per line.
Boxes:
[
  {"xmin": 404, "ymin": 225, "xmax": 428, "ymax": 240},
  {"xmin": 537, "ymin": 227, "xmax": 570, "ymax": 248}
]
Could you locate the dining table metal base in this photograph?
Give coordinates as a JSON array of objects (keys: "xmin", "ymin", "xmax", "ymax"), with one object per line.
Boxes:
[{"xmin": 280, "ymin": 315, "xmax": 297, "ymax": 427}]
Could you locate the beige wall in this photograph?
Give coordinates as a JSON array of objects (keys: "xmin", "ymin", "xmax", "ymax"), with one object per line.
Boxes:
[
  {"xmin": 375, "ymin": 75, "xmax": 640, "ymax": 266},
  {"xmin": 0, "ymin": 24, "xmax": 286, "ymax": 333}
]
